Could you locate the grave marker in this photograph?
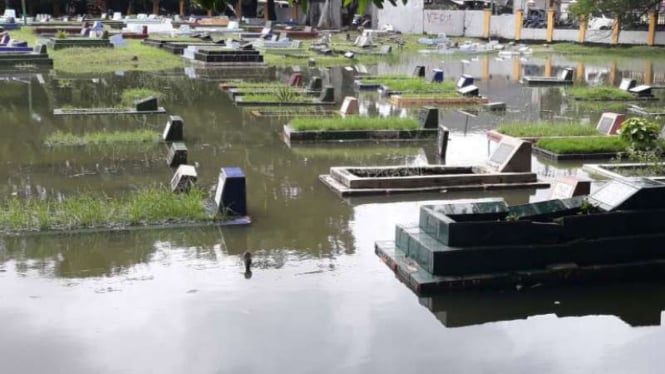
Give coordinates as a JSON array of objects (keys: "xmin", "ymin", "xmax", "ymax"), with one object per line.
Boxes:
[
  {"xmin": 550, "ymin": 176, "xmax": 591, "ymax": 200},
  {"xmin": 288, "ymin": 73, "xmax": 303, "ymax": 87},
  {"xmin": 214, "ymin": 167, "xmax": 247, "ymax": 216},
  {"xmin": 558, "ymin": 68, "xmax": 574, "ymax": 81},
  {"xmin": 486, "ymin": 137, "xmax": 532, "ymax": 173},
  {"xmin": 418, "ymin": 106, "xmax": 439, "ymax": 129},
  {"xmin": 307, "ymin": 76, "xmax": 322, "ymax": 92},
  {"xmin": 619, "ymin": 78, "xmax": 637, "ymax": 91},
  {"xmin": 170, "ymin": 164, "xmax": 198, "ymax": 193},
  {"xmin": 596, "ymin": 112, "xmax": 625, "ymax": 135},
  {"xmin": 437, "ymin": 125, "xmax": 450, "ymax": 160},
  {"xmin": 344, "ymin": 51, "xmax": 355, "ymax": 59},
  {"xmin": 340, "ymin": 96, "xmax": 358, "ymax": 116},
  {"xmin": 135, "ymin": 96, "xmax": 158, "ymax": 112},
  {"xmin": 320, "ymin": 86, "xmax": 335, "ymax": 103},
  {"xmin": 413, "ymin": 65, "xmax": 425, "ymax": 78},
  {"xmin": 166, "ymin": 142, "xmax": 188, "ymax": 168},
  {"xmin": 457, "ymin": 85, "xmax": 479, "ymax": 97},
  {"xmin": 162, "ymin": 115, "xmax": 184, "ymax": 142},
  {"xmin": 629, "ymin": 85, "xmax": 653, "ymax": 98},
  {"xmin": 456, "ymin": 74, "xmax": 474, "ymax": 89},
  {"xmin": 432, "ymin": 69, "xmax": 444, "ymax": 83}
]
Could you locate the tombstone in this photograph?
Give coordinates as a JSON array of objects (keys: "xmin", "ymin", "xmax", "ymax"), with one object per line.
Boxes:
[
  {"xmin": 549, "ymin": 176, "xmax": 591, "ymax": 200},
  {"xmin": 431, "ymin": 69, "xmax": 444, "ymax": 83},
  {"xmin": 166, "ymin": 142, "xmax": 188, "ymax": 168},
  {"xmin": 456, "ymin": 74, "xmax": 474, "ymax": 89},
  {"xmin": 142, "ymin": 25, "xmax": 148, "ymax": 35},
  {"xmin": 270, "ymin": 34, "xmax": 279, "ymax": 42},
  {"xmin": 291, "ymin": 40, "xmax": 302, "ymax": 48},
  {"xmin": 265, "ymin": 21, "xmax": 273, "ymax": 29},
  {"xmin": 319, "ymin": 86, "xmax": 335, "ymax": 103},
  {"xmin": 380, "ymin": 45, "xmax": 392, "ymax": 55},
  {"xmin": 619, "ymin": 78, "xmax": 637, "ymax": 91},
  {"xmin": 485, "ymin": 137, "xmax": 532, "ymax": 173},
  {"xmin": 557, "ymin": 68, "xmax": 574, "ymax": 81},
  {"xmin": 596, "ymin": 112, "xmax": 625, "ymax": 135},
  {"xmin": 630, "ymin": 85, "xmax": 653, "ymax": 98},
  {"xmin": 33, "ymin": 43, "xmax": 47, "ymax": 54},
  {"xmin": 457, "ymin": 85, "xmax": 479, "ymax": 97},
  {"xmin": 485, "ymin": 102, "xmax": 506, "ymax": 111},
  {"xmin": 113, "ymin": 12, "xmax": 122, "ymax": 21},
  {"xmin": 412, "ymin": 65, "xmax": 425, "ymax": 78},
  {"xmin": 109, "ymin": 34, "xmax": 128, "ymax": 47},
  {"xmin": 135, "ymin": 96, "xmax": 158, "ymax": 111},
  {"xmin": 288, "ymin": 73, "xmax": 303, "ymax": 87},
  {"xmin": 588, "ymin": 178, "xmax": 665, "ymax": 212},
  {"xmin": 340, "ymin": 96, "xmax": 358, "ymax": 116},
  {"xmin": 304, "ymin": 26, "xmax": 313, "ymax": 33},
  {"xmin": 80, "ymin": 27, "xmax": 90, "ymax": 37},
  {"xmin": 214, "ymin": 167, "xmax": 247, "ymax": 216},
  {"xmin": 317, "ymin": 48, "xmax": 332, "ymax": 55},
  {"xmin": 344, "ymin": 51, "xmax": 355, "ymax": 59},
  {"xmin": 162, "ymin": 115, "xmax": 184, "ymax": 142},
  {"xmin": 356, "ymin": 36, "xmax": 371, "ymax": 48},
  {"xmin": 418, "ymin": 106, "xmax": 439, "ymax": 129},
  {"xmin": 279, "ymin": 31, "xmax": 288, "ymax": 40},
  {"xmin": 170, "ymin": 164, "xmax": 197, "ymax": 193},
  {"xmin": 0, "ymin": 33, "xmax": 9, "ymax": 45},
  {"xmin": 260, "ymin": 27, "xmax": 271, "ymax": 37},
  {"xmin": 308, "ymin": 58, "xmax": 316, "ymax": 66},
  {"xmin": 437, "ymin": 125, "xmax": 450, "ymax": 160},
  {"xmin": 307, "ymin": 76, "xmax": 322, "ymax": 92}
]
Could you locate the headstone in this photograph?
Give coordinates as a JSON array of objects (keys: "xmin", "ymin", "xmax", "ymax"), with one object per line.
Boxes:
[
  {"xmin": 344, "ymin": 51, "xmax": 355, "ymax": 59},
  {"xmin": 307, "ymin": 76, "xmax": 322, "ymax": 92},
  {"xmin": 113, "ymin": 12, "xmax": 122, "ymax": 20},
  {"xmin": 485, "ymin": 137, "xmax": 531, "ymax": 173},
  {"xmin": 412, "ymin": 65, "xmax": 425, "ymax": 78},
  {"xmin": 33, "ymin": 44, "xmax": 48, "ymax": 54},
  {"xmin": 558, "ymin": 68, "xmax": 574, "ymax": 81},
  {"xmin": 380, "ymin": 45, "xmax": 392, "ymax": 55},
  {"xmin": 279, "ymin": 31, "xmax": 288, "ymax": 40},
  {"xmin": 304, "ymin": 26, "xmax": 313, "ymax": 32},
  {"xmin": 596, "ymin": 112, "xmax": 625, "ymax": 135},
  {"xmin": 629, "ymin": 85, "xmax": 653, "ymax": 98},
  {"xmin": 550, "ymin": 176, "xmax": 591, "ymax": 200},
  {"xmin": 437, "ymin": 125, "xmax": 450, "ymax": 159},
  {"xmin": 457, "ymin": 85, "xmax": 479, "ymax": 97},
  {"xmin": 340, "ymin": 96, "xmax": 358, "ymax": 116},
  {"xmin": 431, "ymin": 69, "xmax": 444, "ymax": 83},
  {"xmin": 319, "ymin": 86, "xmax": 335, "ymax": 103},
  {"xmin": 166, "ymin": 142, "xmax": 188, "ymax": 168},
  {"xmin": 214, "ymin": 167, "xmax": 247, "ymax": 216},
  {"xmin": 170, "ymin": 164, "xmax": 197, "ymax": 193},
  {"xmin": 485, "ymin": 102, "xmax": 506, "ymax": 111},
  {"xmin": 288, "ymin": 73, "xmax": 303, "ymax": 87},
  {"xmin": 587, "ymin": 178, "xmax": 665, "ymax": 212},
  {"xmin": 0, "ymin": 33, "xmax": 9, "ymax": 45},
  {"xmin": 356, "ymin": 36, "xmax": 371, "ymax": 48},
  {"xmin": 418, "ymin": 106, "xmax": 438, "ymax": 129},
  {"xmin": 80, "ymin": 27, "xmax": 90, "ymax": 37},
  {"xmin": 162, "ymin": 115, "xmax": 184, "ymax": 142},
  {"xmin": 135, "ymin": 96, "xmax": 158, "ymax": 112},
  {"xmin": 456, "ymin": 74, "xmax": 474, "ymax": 89},
  {"xmin": 619, "ymin": 78, "xmax": 637, "ymax": 91}
]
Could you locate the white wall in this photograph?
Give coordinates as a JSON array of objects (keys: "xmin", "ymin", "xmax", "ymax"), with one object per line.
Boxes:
[
  {"xmin": 424, "ymin": 10, "xmax": 465, "ymax": 36},
  {"xmin": 464, "ymin": 10, "xmax": 485, "ymax": 38},
  {"xmin": 489, "ymin": 14, "xmax": 514, "ymax": 39},
  {"xmin": 377, "ymin": 0, "xmax": 423, "ymax": 34},
  {"xmin": 553, "ymin": 29, "xmax": 578, "ymax": 42},
  {"xmin": 619, "ymin": 31, "xmax": 649, "ymax": 45},
  {"xmin": 521, "ymin": 28, "xmax": 547, "ymax": 41}
]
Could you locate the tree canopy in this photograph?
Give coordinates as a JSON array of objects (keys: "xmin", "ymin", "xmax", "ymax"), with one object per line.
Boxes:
[{"xmin": 570, "ymin": 0, "xmax": 662, "ymax": 20}]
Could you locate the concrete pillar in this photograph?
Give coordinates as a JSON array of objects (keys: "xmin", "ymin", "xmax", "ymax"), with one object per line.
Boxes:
[
  {"xmin": 544, "ymin": 56, "xmax": 552, "ymax": 78},
  {"xmin": 608, "ymin": 62, "xmax": 617, "ymax": 85},
  {"xmin": 645, "ymin": 60, "xmax": 654, "ymax": 84},
  {"xmin": 512, "ymin": 57, "xmax": 521, "ymax": 82},
  {"xmin": 483, "ymin": 8, "xmax": 492, "ymax": 39},
  {"xmin": 236, "ymin": 0, "xmax": 242, "ymax": 19},
  {"xmin": 611, "ymin": 17, "xmax": 621, "ymax": 45},
  {"xmin": 578, "ymin": 15, "xmax": 587, "ymax": 43},
  {"xmin": 648, "ymin": 11, "xmax": 657, "ymax": 46},
  {"xmin": 292, "ymin": 4, "xmax": 298, "ymax": 19},
  {"xmin": 576, "ymin": 62, "xmax": 585, "ymax": 83},
  {"xmin": 546, "ymin": 8, "xmax": 555, "ymax": 43},
  {"xmin": 515, "ymin": 9, "xmax": 523, "ymax": 41},
  {"xmin": 482, "ymin": 55, "xmax": 490, "ymax": 81}
]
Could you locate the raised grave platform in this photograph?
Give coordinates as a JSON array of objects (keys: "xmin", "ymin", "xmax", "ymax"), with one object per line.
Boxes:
[
  {"xmin": 47, "ymin": 38, "xmax": 113, "ymax": 50},
  {"xmin": 522, "ymin": 68, "xmax": 574, "ymax": 86}
]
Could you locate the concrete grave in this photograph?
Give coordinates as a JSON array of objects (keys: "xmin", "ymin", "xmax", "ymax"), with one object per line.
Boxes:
[
  {"xmin": 162, "ymin": 115, "xmax": 184, "ymax": 142},
  {"xmin": 596, "ymin": 112, "xmax": 625, "ymax": 135},
  {"xmin": 457, "ymin": 85, "xmax": 479, "ymax": 97},
  {"xmin": 437, "ymin": 125, "xmax": 450, "ymax": 159},
  {"xmin": 319, "ymin": 86, "xmax": 335, "ymax": 103},
  {"xmin": 456, "ymin": 74, "xmax": 474, "ymax": 89},
  {"xmin": 340, "ymin": 96, "xmax": 358, "ymax": 116},
  {"xmin": 550, "ymin": 176, "xmax": 591, "ymax": 200},
  {"xmin": 629, "ymin": 85, "xmax": 653, "ymax": 98},
  {"xmin": 413, "ymin": 65, "xmax": 425, "ymax": 77},
  {"xmin": 214, "ymin": 167, "xmax": 247, "ymax": 216},
  {"xmin": 135, "ymin": 96, "xmax": 158, "ymax": 112},
  {"xmin": 166, "ymin": 142, "xmax": 188, "ymax": 168},
  {"xmin": 419, "ymin": 106, "xmax": 439, "ymax": 129},
  {"xmin": 431, "ymin": 69, "xmax": 444, "ymax": 83},
  {"xmin": 307, "ymin": 76, "xmax": 322, "ymax": 92},
  {"xmin": 170, "ymin": 164, "xmax": 197, "ymax": 193},
  {"xmin": 619, "ymin": 78, "xmax": 637, "ymax": 91}
]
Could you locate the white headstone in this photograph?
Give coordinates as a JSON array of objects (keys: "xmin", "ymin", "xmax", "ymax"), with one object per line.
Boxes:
[{"xmin": 340, "ymin": 97, "xmax": 358, "ymax": 116}]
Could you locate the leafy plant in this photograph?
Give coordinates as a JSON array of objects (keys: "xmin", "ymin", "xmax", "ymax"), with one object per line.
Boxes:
[
  {"xmin": 56, "ymin": 30, "xmax": 67, "ymax": 39},
  {"xmin": 505, "ymin": 214, "xmax": 520, "ymax": 221},
  {"xmin": 276, "ymin": 86, "xmax": 297, "ymax": 103},
  {"xmin": 618, "ymin": 117, "xmax": 661, "ymax": 151},
  {"xmin": 578, "ymin": 198, "xmax": 597, "ymax": 215}
]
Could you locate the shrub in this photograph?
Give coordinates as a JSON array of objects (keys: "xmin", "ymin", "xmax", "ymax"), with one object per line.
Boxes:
[{"xmin": 618, "ymin": 117, "xmax": 661, "ymax": 151}]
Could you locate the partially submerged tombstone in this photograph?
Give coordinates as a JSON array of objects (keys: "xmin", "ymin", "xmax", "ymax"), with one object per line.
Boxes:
[
  {"xmin": 163, "ymin": 115, "xmax": 184, "ymax": 142},
  {"xmin": 167, "ymin": 142, "xmax": 188, "ymax": 168},
  {"xmin": 214, "ymin": 167, "xmax": 247, "ymax": 216},
  {"xmin": 319, "ymin": 86, "xmax": 335, "ymax": 103},
  {"xmin": 412, "ymin": 65, "xmax": 425, "ymax": 78},
  {"xmin": 419, "ymin": 106, "xmax": 439, "ymax": 129},
  {"xmin": 431, "ymin": 69, "xmax": 444, "ymax": 83},
  {"xmin": 135, "ymin": 96, "xmax": 158, "ymax": 112},
  {"xmin": 558, "ymin": 68, "xmax": 574, "ymax": 81},
  {"xmin": 549, "ymin": 176, "xmax": 591, "ymax": 200},
  {"xmin": 170, "ymin": 164, "xmax": 198, "ymax": 193},
  {"xmin": 287, "ymin": 72, "xmax": 303, "ymax": 87},
  {"xmin": 619, "ymin": 78, "xmax": 637, "ymax": 92},
  {"xmin": 596, "ymin": 112, "xmax": 625, "ymax": 135},
  {"xmin": 306, "ymin": 76, "xmax": 322, "ymax": 92}
]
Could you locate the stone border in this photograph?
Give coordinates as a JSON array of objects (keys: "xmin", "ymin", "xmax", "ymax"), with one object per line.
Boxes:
[
  {"xmin": 583, "ymin": 163, "xmax": 665, "ymax": 182},
  {"xmin": 235, "ymin": 98, "xmax": 335, "ymax": 107},
  {"xmin": 283, "ymin": 124, "xmax": 437, "ymax": 144},
  {"xmin": 53, "ymin": 107, "xmax": 167, "ymax": 116},
  {"xmin": 521, "ymin": 77, "xmax": 574, "ymax": 86},
  {"xmin": 532, "ymin": 146, "xmax": 620, "ymax": 162},
  {"xmin": 390, "ymin": 95, "xmax": 488, "ymax": 107}
]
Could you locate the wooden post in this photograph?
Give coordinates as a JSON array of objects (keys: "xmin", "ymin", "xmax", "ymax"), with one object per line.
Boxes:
[
  {"xmin": 544, "ymin": 56, "xmax": 552, "ymax": 78},
  {"xmin": 483, "ymin": 8, "xmax": 491, "ymax": 39},
  {"xmin": 648, "ymin": 11, "xmax": 657, "ymax": 46},
  {"xmin": 578, "ymin": 14, "xmax": 587, "ymax": 43},
  {"xmin": 611, "ymin": 17, "xmax": 621, "ymax": 45},
  {"xmin": 608, "ymin": 61, "xmax": 617, "ymax": 85},
  {"xmin": 482, "ymin": 55, "xmax": 490, "ymax": 81},
  {"xmin": 515, "ymin": 9, "xmax": 523, "ymax": 41},
  {"xmin": 546, "ymin": 8, "xmax": 555, "ymax": 43},
  {"xmin": 576, "ymin": 62, "xmax": 585, "ymax": 82},
  {"xmin": 645, "ymin": 60, "xmax": 654, "ymax": 84},
  {"xmin": 512, "ymin": 56, "xmax": 521, "ymax": 82}
]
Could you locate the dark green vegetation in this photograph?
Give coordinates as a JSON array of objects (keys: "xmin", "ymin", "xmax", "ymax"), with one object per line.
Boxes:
[
  {"xmin": 536, "ymin": 137, "xmax": 627, "ymax": 154},
  {"xmin": 45, "ymin": 130, "xmax": 160, "ymax": 147},
  {"xmin": 567, "ymin": 86, "xmax": 635, "ymax": 101},
  {"xmin": 0, "ymin": 187, "xmax": 217, "ymax": 233},
  {"xmin": 497, "ymin": 123, "xmax": 599, "ymax": 137},
  {"xmin": 290, "ymin": 116, "xmax": 420, "ymax": 131}
]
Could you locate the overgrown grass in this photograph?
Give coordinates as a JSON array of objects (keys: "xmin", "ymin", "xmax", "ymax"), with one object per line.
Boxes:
[
  {"xmin": 536, "ymin": 136, "xmax": 627, "ymax": 154},
  {"xmin": 567, "ymin": 86, "xmax": 635, "ymax": 101},
  {"xmin": 290, "ymin": 116, "xmax": 420, "ymax": 131},
  {"xmin": 0, "ymin": 187, "xmax": 218, "ymax": 233},
  {"xmin": 395, "ymin": 92, "xmax": 461, "ymax": 98},
  {"xmin": 497, "ymin": 123, "xmax": 599, "ymax": 137},
  {"xmin": 45, "ymin": 130, "xmax": 160, "ymax": 147},
  {"xmin": 120, "ymin": 88, "xmax": 163, "ymax": 107},
  {"xmin": 241, "ymin": 93, "xmax": 312, "ymax": 103},
  {"xmin": 551, "ymin": 43, "xmax": 665, "ymax": 58},
  {"xmin": 380, "ymin": 79, "xmax": 456, "ymax": 92}
]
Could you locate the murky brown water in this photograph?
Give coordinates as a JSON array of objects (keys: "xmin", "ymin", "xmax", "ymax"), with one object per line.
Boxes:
[{"xmin": 1, "ymin": 53, "xmax": 665, "ymax": 374}]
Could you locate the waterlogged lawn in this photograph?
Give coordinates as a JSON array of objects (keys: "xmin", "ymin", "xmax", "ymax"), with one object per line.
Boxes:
[
  {"xmin": 567, "ymin": 86, "xmax": 635, "ymax": 101},
  {"xmin": 290, "ymin": 116, "xmax": 420, "ymax": 131},
  {"xmin": 0, "ymin": 188, "xmax": 216, "ymax": 233},
  {"xmin": 536, "ymin": 137, "xmax": 627, "ymax": 154},
  {"xmin": 45, "ymin": 130, "xmax": 160, "ymax": 147},
  {"xmin": 497, "ymin": 123, "xmax": 599, "ymax": 137}
]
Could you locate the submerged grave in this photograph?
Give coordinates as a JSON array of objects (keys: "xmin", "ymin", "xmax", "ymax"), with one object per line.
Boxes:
[
  {"xmin": 376, "ymin": 177, "xmax": 665, "ymax": 294},
  {"xmin": 522, "ymin": 67, "xmax": 574, "ymax": 86},
  {"xmin": 53, "ymin": 96, "xmax": 167, "ymax": 116},
  {"xmin": 320, "ymin": 136, "xmax": 548, "ymax": 196}
]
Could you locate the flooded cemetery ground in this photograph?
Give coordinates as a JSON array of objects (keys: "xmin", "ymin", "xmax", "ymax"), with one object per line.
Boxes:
[{"xmin": 2, "ymin": 52, "xmax": 665, "ymax": 373}]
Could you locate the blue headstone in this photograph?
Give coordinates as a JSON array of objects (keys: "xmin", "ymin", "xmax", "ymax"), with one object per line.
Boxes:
[
  {"xmin": 456, "ymin": 74, "xmax": 474, "ymax": 89},
  {"xmin": 214, "ymin": 167, "xmax": 247, "ymax": 216},
  {"xmin": 432, "ymin": 69, "xmax": 444, "ymax": 83}
]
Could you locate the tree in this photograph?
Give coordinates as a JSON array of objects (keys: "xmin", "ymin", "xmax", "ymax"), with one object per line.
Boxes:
[
  {"xmin": 570, "ymin": 0, "xmax": 661, "ymax": 21},
  {"xmin": 191, "ymin": 0, "xmax": 228, "ymax": 15},
  {"xmin": 153, "ymin": 0, "xmax": 160, "ymax": 14},
  {"xmin": 292, "ymin": 0, "xmax": 406, "ymax": 14}
]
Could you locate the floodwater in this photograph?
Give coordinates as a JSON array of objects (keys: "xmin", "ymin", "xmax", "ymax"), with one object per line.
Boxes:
[{"xmin": 1, "ymin": 53, "xmax": 665, "ymax": 374}]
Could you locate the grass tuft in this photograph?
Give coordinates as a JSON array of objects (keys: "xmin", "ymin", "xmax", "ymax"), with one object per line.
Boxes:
[
  {"xmin": 536, "ymin": 137, "xmax": 627, "ymax": 154},
  {"xmin": 497, "ymin": 123, "xmax": 599, "ymax": 137},
  {"xmin": 567, "ymin": 86, "xmax": 635, "ymax": 101},
  {"xmin": 290, "ymin": 116, "xmax": 420, "ymax": 131},
  {"xmin": 45, "ymin": 130, "xmax": 160, "ymax": 147}
]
